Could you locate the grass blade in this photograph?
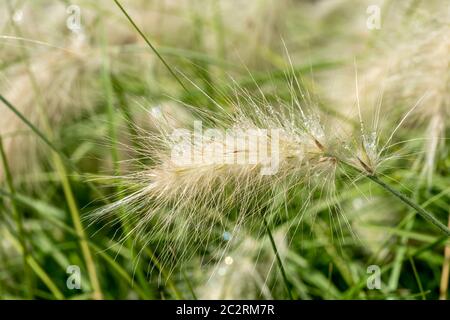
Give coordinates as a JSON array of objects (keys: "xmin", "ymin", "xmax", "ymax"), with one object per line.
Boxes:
[
  {"xmin": 263, "ymin": 217, "xmax": 293, "ymax": 299},
  {"xmin": 0, "ymin": 136, "xmax": 33, "ymax": 298},
  {"xmin": 113, "ymin": 0, "xmax": 188, "ymax": 93},
  {"xmin": 367, "ymin": 175, "xmax": 450, "ymax": 236}
]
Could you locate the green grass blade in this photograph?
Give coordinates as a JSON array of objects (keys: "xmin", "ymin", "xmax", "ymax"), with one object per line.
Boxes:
[
  {"xmin": 113, "ymin": 0, "xmax": 188, "ymax": 93},
  {"xmin": 0, "ymin": 136, "xmax": 33, "ymax": 298}
]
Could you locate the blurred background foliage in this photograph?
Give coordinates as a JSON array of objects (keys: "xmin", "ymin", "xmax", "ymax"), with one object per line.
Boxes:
[{"xmin": 0, "ymin": 0, "xmax": 448, "ymax": 299}]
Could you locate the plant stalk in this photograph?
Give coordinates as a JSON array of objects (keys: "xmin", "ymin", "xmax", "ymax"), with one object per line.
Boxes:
[
  {"xmin": 2, "ymin": 10, "xmax": 104, "ymax": 297},
  {"xmin": 262, "ymin": 217, "xmax": 293, "ymax": 299},
  {"xmin": 367, "ymin": 175, "xmax": 450, "ymax": 236},
  {"xmin": 439, "ymin": 212, "xmax": 450, "ymax": 299}
]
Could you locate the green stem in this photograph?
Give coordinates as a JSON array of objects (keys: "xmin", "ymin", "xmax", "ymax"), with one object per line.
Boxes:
[
  {"xmin": 0, "ymin": 94, "xmax": 57, "ymax": 154},
  {"xmin": 101, "ymin": 51, "xmax": 154, "ymax": 298},
  {"xmin": 53, "ymin": 155, "xmax": 103, "ymax": 299},
  {"xmin": 3, "ymin": 10, "xmax": 103, "ymax": 298},
  {"xmin": 0, "ymin": 94, "xmax": 107, "ymax": 202},
  {"xmin": 3, "ymin": 227, "xmax": 64, "ymax": 299},
  {"xmin": 99, "ymin": 35, "xmax": 180, "ymax": 298},
  {"xmin": 182, "ymin": 268, "xmax": 197, "ymax": 300},
  {"xmin": 409, "ymin": 256, "xmax": 426, "ymax": 300},
  {"xmin": 101, "ymin": 27, "xmax": 119, "ymax": 172},
  {"xmin": 144, "ymin": 247, "xmax": 183, "ymax": 300},
  {"xmin": 0, "ymin": 136, "xmax": 33, "ymax": 298},
  {"xmin": 0, "ymin": 94, "xmax": 105, "ymax": 298},
  {"xmin": 262, "ymin": 217, "xmax": 293, "ymax": 299},
  {"xmin": 388, "ymin": 178, "xmax": 422, "ymax": 292},
  {"xmin": 367, "ymin": 175, "xmax": 450, "ymax": 236},
  {"xmin": 113, "ymin": 0, "xmax": 188, "ymax": 93}
]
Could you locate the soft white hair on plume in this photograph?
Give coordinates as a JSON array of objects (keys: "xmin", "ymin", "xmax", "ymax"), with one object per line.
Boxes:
[{"xmin": 91, "ymin": 79, "xmax": 386, "ymax": 267}]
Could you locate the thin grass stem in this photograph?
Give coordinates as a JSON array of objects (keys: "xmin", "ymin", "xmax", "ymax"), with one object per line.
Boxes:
[
  {"xmin": 113, "ymin": 0, "xmax": 188, "ymax": 93},
  {"xmin": 439, "ymin": 212, "xmax": 450, "ymax": 299},
  {"xmin": 0, "ymin": 93, "xmax": 107, "ymax": 202},
  {"xmin": 1, "ymin": 14, "xmax": 103, "ymax": 297},
  {"xmin": 337, "ymin": 159, "xmax": 450, "ymax": 236},
  {"xmin": 367, "ymin": 175, "xmax": 450, "ymax": 236},
  {"xmin": 182, "ymin": 268, "xmax": 197, "ymax": 300},
  {"xmin": 3, "ymin": 226, "xmax": 64, "ymax": 299},
  {"xmin": 144, "ymin": 247, "xmax": 183, "ymax": 300},
  {"xmin": 262, "ymin": 217, "xmax": 293, "ymax": 300},
  {"xmin": 99, "ymin": 35, "xmax": 181, "ymax": 297},
  {"xmin": 0, "ymin": 136, "xmax": 33, "ymax": 298},
  {"xmin": 409, "ymin": 256, "xmax": 426, "ymax": 300}
]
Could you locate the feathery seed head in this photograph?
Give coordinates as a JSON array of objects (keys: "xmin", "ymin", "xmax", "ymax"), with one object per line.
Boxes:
[{"xmin": 93, "ymin": 86, "xmax": 348, "ymax": 266}]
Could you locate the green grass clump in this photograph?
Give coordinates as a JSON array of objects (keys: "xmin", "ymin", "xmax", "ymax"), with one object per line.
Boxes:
[{"xmin": 0, "ymin": 0, "xmax": 448, "ymax": 300}]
